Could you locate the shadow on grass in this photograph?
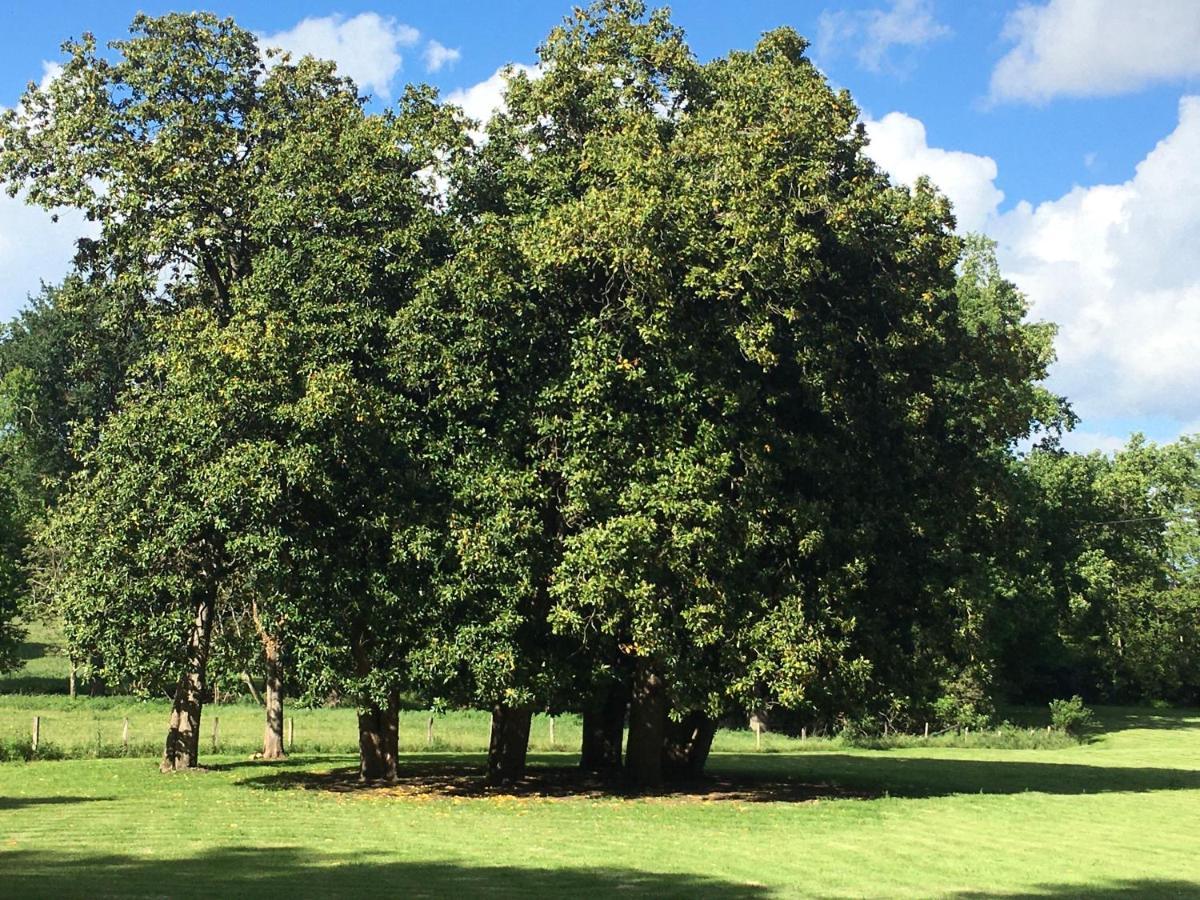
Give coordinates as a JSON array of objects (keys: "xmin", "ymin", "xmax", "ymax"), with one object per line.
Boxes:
[
  {"xmin": 0, "ymin": 848, "xmax": 1194, "ymax": 898},
  {"xmin": 950, "ymin": 881, "xmax": 1200, "ymax": 898},
  {"xmin": 236, "ymin": 754, "xmax": 872, "ymax": 803},
  {"xmin": 0, "ymin": 675, "xmax": 70, "ymax": 694},
  {"xmin": 206, "ymin": 754, "xmax": 334, "ymax": 772},
  {"xmin": 713, "ymin": 753, "xmax": 1200, "ymax": 798},
  {"xmin": 13, "ymin": 641, "xmax": 52, "ymax": 663},
  {"xmin": 1095, "ymin": 708, "xmax": 1200, "ymax": 733},
  {"xmin": 0, "ymin": 795, "xmax": 113, "ymax": 811},
  {"xmin": 232, "ymin": 750, "xmax": 1200, "ymax": 802},
  {"xmin": 0, "ymin": 847, "xmax": 768, "ymax": 898}
]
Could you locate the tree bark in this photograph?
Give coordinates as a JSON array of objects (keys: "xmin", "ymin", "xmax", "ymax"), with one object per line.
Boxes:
[
  {"xmin": 662, "ymin": 710, "xmax": 717, "ymax": 780},
  {"xmin": 624, "ymin": 661, "xmax": 667, "ymax": 788},
  {"xmin": 161, "ymin": 595, "xmax": 214, "ymax": 772},
  {"xmin": 358, "ymin": 689, "xmax": 399, "ymax": 781},
  {"xmin": 580, "ymin": 682, "xmax": 626, "ymax": 772},
  {"xmin": 487, "ymin": 704, "xmax": 533, "ymax": 784},
  {"xmin": 262, "ymin": 635, "xmax": 286, "ymax": 760}
]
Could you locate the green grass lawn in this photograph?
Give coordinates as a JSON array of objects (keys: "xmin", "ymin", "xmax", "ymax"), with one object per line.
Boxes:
[
  {"xmin": 0, "ymin": 620, "xmax": 71, "ymax": 695},
  {"xmin": 0, "ymin": 705, "xmax": 1198, "ymax": 897}
]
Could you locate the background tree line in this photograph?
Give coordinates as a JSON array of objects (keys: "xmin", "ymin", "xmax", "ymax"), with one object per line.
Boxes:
[{"xmin": 0, "ymin": 2, "xmax": 1194, "ymax": 787}]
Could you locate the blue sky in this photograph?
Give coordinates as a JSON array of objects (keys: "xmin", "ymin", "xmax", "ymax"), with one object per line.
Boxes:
[{"xmin": 2, "ymin": 0, "xmax": 1199, "ymax": 451}]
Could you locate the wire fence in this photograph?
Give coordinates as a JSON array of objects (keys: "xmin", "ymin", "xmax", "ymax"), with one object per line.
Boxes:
[{"xmin": 0, "ymin": 707, "xmax": 590, "ymax": 760}]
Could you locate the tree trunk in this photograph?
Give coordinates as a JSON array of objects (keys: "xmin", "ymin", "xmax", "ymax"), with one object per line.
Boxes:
[
  {"xmin": 580, "ymin": 682, "xmax": 626, "ymax": 772},
  {"xmin": 624, "ymin": 661, "xmax": 667, "ymax": 788},
  {"xmin": 662, "ymin": 710, "xmax": 717, "ymax": 780},
  {"xmin": 262, "ymin": 636, "xmax": 286, "ymax": 760},
  {"xmin": 487, "ymin": 704, "xmax": 533, "ymax": 784},
  {"xmin": 161, "ymin": 595, "xmax": 214, "ymax": 772},
  {"xmin": 358, "ymin": 689, "xmax": 399, "ymax": 781}
]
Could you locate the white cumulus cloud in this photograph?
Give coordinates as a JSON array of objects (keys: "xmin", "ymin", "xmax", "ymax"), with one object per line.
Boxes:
[
  {"xmin": 424, "ymin": 40, "xmax": 461, "ymax": 74},
  {"xmin": 35, "ymin": 60, "xmax": 62, "ymax": 92},
  {"xmin": 865, "ymin": 99, "xmax": 1200, "ymax": 449},
  {"xmin": 445, "ymin": 63, "xmax": 539, "ymax": 133},
  {"xmin": 817, "ymin": 0, "xmax": 950, "ymax": 73},
  {"xmin": 990, "ymin": 0, "xmax": 1200, "ymax": 104},
  {"xmin": 863, "ymin": 112, "xmax": 1004, "ymax": 231},
  {"xmin": 992, "ymin": 96, "xmax": 1200, "ymax": 426},
  {"xmin": 259, "ymin": 13, "xmax": 419, "ymax": 99}
]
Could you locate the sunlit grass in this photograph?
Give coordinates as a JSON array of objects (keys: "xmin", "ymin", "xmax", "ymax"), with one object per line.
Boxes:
[{"xmin": 1, "ymin": 707, "xmax": 1197, "ymax": 898}]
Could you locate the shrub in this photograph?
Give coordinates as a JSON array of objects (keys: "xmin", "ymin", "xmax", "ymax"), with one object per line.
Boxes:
[
  {"xmin": 1049, "ymin": 695, "xmax": 1097, "ymax": 738},
  {"xmin": 930, "ymin": 667, "xmax": 996, "ymax": 732},
  {"xmin": 0, "ymin": 738, "xmax": 66, "ymax": 762},
  {"xmin": 845, "ymin": 724, "xmax": 1076, "ymax": 751}
]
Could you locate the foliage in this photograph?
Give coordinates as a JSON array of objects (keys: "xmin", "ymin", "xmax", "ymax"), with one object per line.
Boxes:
[
  {"xmin": 931, "ymin": 674, "xmax": 996, "ymax": 732},
  {"xmin": 1050, "ymin": 695, "xmax": 1098, "ymax": 738},
  {"xmin": 989, "ymin": 436, "xmax": 1200, "ymax": 704},
  {"xmin": 0, "ymin": 280, "xmax": 145, "ymax": 673},
  {"xmin": 2, "ymin": 14, "xmax": 464, "ymax": 732},
  {"xmin": 0, "ymin": 479, "xmax": 23, "ymax": 671}
]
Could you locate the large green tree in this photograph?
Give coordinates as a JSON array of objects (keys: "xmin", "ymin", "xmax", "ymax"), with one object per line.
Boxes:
[
  {"xmin": 439, "ymin": 1, "xmax": 1066, "ymax": 784},
  {"xmin": 243, "ymin": 84, "xmax": 461, "ymax": 780},
  {"xmin": 1, "ymin": 12, "xmax": 430, "ymax": 771}
]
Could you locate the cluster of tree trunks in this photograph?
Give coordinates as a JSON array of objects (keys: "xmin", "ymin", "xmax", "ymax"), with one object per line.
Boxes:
[
  {"xmin": 157, "ymin": 627, "xmax": 710, "ymax": 787},
  {"xmin": 621, "ymin": 663, "xmax": 717, "ymax": 787},
  {"xmin": 568, "ymin": 663, "xmax": 717, "ymax": 788},
  {"xmin": 159, "ymin": 595, "xmax": 289, "ymax": 772},
  {"xmin": 152, "ymin": 616, "xmax": 715, "ymax": 785},
  {"xmin": 662, "ymin": 711, "xmax": 718, "ymax": 780}
]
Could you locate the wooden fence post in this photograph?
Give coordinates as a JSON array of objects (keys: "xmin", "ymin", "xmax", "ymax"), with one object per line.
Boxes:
[
  {"xmin": 212, "ymin": 716, "xmax": 220, "ymax": 751},
  {"xmin": 287, "ymin": 716, "xmax": 294, "ymax": 751},
  {"xmin": 122, "ymin": 717, "xmax": 130, "ymax": 751},
  {"xmin": 924, "ymin": 722, "xmax": 930, "ymax": 739},
  {"xmin": 549, "ymin": 716, "xmax": 556, "ymax": 748},
  {"xmin": 426, "ymin": 715, "xmax": 433, "ymax": 747},
  {"xmin": 32, "ymin": 715, "xmax": 40, "ymax": 753}
]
